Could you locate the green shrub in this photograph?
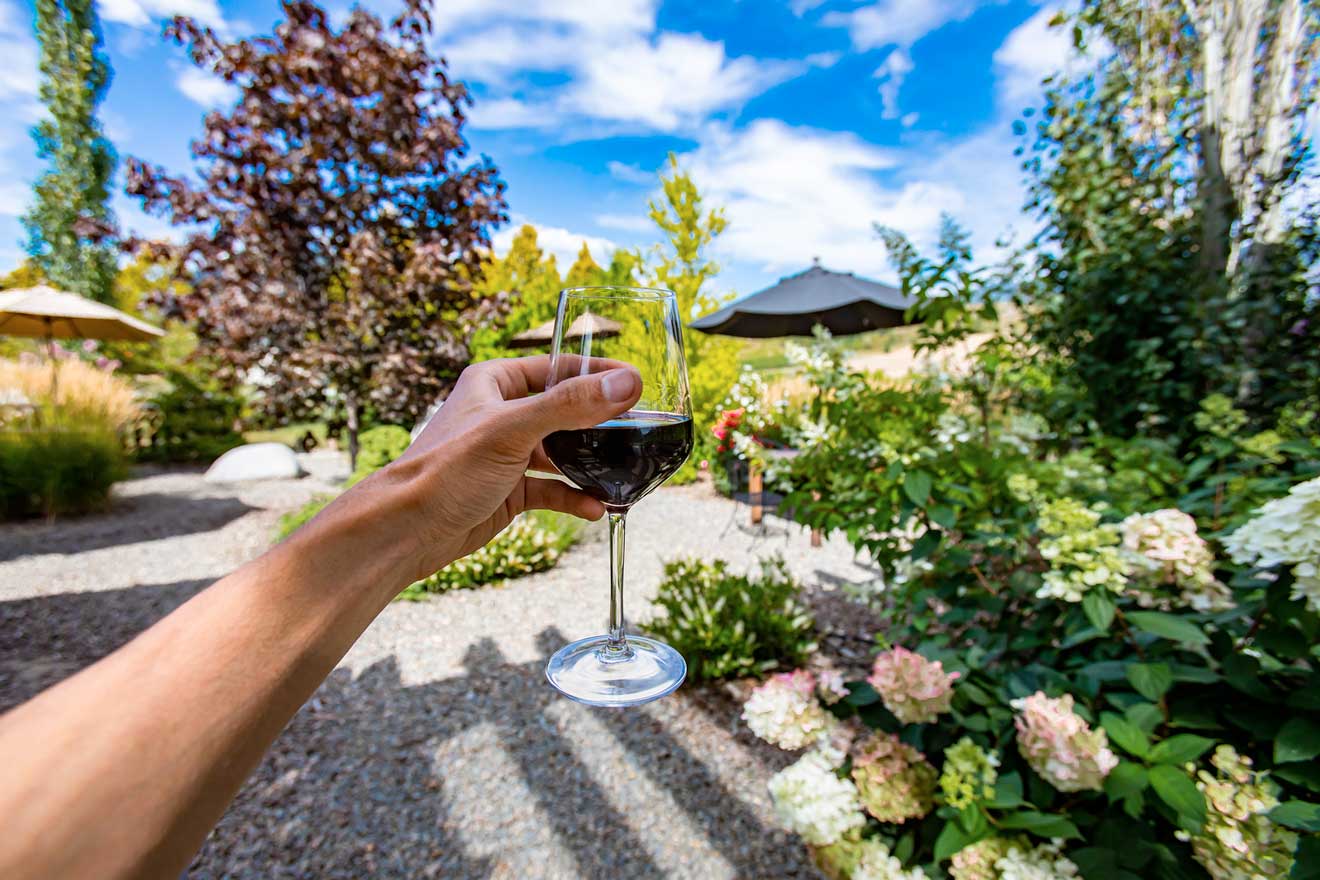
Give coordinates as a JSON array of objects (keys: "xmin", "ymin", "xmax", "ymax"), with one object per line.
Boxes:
[
  {"xmin": 274, "ymin": 494, "xmax": 335, "ymax": 541},
  {"xmin": 403, "ymin": 510, "xmax": 581, "ymax": 596},
  {"xmin": 645, "ymin": 556, "xmax": 816, "ymax": 680},
  {"xmin": 277, "ymin": 497, "xmax": 580, "ymax": 597},
  {"xmin": 354, "ymin": 425, "xmax": 411, "ymax": 476},
  {"xmin": 0, "ymin": 426, "xmax": 126, "ymax": 517},
  {"xmin": 136, "ymin": 369, "xmax": 243, "ymax": 463},
  {"xmin": 755, "ymin": 337, "xmax": 1320, "ymax": 879}
]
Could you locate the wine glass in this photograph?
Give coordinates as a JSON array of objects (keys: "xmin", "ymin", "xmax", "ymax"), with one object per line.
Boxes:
[{"xmin": 542, "ymin": 286, "xmax": 694, "ymax": 707}]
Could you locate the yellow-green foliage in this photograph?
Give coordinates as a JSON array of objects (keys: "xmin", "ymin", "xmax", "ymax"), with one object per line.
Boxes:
[
  {"xmin": 563, "ymin": 241, "xmax": 603, "ymax": 289},
  {"xmin": 0, "ymin": 357, "xmax": 139, "ymax": 430},
  {"xmin": 644, "ymin": 155, "xmax": 742, "ymax": 427},
  {"xmin": 469, "ymin": 225, "xmax": 564, "ymax": 361}
]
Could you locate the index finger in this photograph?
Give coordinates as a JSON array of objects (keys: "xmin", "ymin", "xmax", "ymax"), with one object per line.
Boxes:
[{"xmin": 482, "ymin": 354, "xmax": 636, "ymax": 401}]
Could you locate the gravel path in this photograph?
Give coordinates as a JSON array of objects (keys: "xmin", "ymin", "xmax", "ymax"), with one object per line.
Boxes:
[{"xmin": 0, "ymin": 458, "xmax": 881, "ymax": 879}]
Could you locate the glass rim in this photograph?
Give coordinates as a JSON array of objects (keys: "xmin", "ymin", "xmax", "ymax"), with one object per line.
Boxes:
[{"xmin": 560, "ymin": 285, "xmax": 675, "ymax": 301}]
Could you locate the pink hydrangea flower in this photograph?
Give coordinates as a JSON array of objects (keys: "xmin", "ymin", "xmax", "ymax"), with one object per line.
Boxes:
[
  {"xmin": 742, "ymin": 670, "xmax": 835, "ymax": 750},
  {"xmin": 850, "ymin": 732, "xmax": 937, "ymax": 823},
  {"xmin": 867, "ymin": 646, "xmax": 959, "ymax": 723},
  {"xmin": 1011, "ymin": 692, "xmax": 1117, "ymax": 792}
]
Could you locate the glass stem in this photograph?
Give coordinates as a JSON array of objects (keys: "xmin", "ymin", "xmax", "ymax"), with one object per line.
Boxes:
[{"xmin": 604, "ymin": 511, "xmax": 632, "ymax": 658}]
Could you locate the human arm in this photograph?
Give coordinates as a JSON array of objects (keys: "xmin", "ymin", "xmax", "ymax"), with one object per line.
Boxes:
[{"xmin": 0, "ymin": 356, "xmax": 640, "ymax": 880}]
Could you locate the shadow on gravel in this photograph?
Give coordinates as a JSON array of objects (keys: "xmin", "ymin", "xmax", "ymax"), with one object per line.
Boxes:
[
  {"xmin": 0, "ymin": 578, "xmax": 212, "ymax": 710},
  {"xmin": 0, "ymin": 494, "xmax": 256, "ymax": 562},
  {"xmin": 0, "ymin": 580, "xmax": 813, "ymax": 878},
  {"xmin": 196, "ymin": 633, "xmax": 813, "ymax": 878}
]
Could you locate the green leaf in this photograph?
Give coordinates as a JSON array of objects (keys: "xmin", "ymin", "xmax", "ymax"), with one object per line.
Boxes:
[
  {"xmin": 910, "ymin": 529, "xmax": 941, "ymax": 560},
  {"xmin": 1079, "ymin": 660, "xmax": 1129, "ymax": 682},
  {"xmin": 1127, "ymin": 662, "xmax": 1174, "ymax": 702},
  {"xmin": 1102, "ymin": 712, "xmax": 1151, "ymax": 758},
  {"xmin": 997, "ymin": 811, "xmax": 1081, "ymax": 839},
  {"xmin": 928, "ymin": 504, "xmax": 957, "ymax": 529},
  {"xmin": 1124, "ymin": 702, "xmax": 1163, "ymax": 735},
  {"xmin": 1274, "ymin": 762, "xmax": 1320, "ymax": 792},
  {"xmin": 934, "ymin": 819, "xmax": 977, "ymax": 862},
  {"xmin": 985, "ymin": 771, "xmax": 1024, "ymax": 808},
  {"xmin": 1149, "ymin": 764, "xmax": 1206, "ymax": 833},
  {"xmin": 1292, "ymin": 836, "xmax": 1320, "ymax": 880},
  {"xmin": 1270, "ymin": 801, "xmax": 1320, "ymax": 832},
  {"xmin": 1083, "ymin": 593, "xmax": 1116, "ymax": 632},
  {"xmin": 1104, "ymin": 762, "xmax": 1148, "ymax": 799},
  {"xmin": 1125, "ymin": 611, "xmax": 1210, "ymax": 646},
  {"xmin": 1148, "ymin": 734, "xmax": 1215, "ymax": 765},
  {"xmin": 959, "ymin": 803, "xmax": 990, "ymax": 836},
  {"xmin": 843, "ymin": 681, "xmax": 880, "ymax": 707},
  {"xmin": 903, "ymin": 469, "xmax": 933, "ymax": 507},
  {"xmin": 1276, "ymin": 718, "xmax": 1320, "ymax": 764},
  {"xmin": 1069, "ymin": 847, "xmax": 1134, "ymax": 880}
]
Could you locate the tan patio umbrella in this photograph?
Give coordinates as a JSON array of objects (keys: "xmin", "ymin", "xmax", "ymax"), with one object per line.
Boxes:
[
  {"xmin": 0, "ymin": 284, "xmax": 164, "ymax": 397},
  {"xmin": 507, "ymin": 312, "xmax": 623, "ymax": 350}
]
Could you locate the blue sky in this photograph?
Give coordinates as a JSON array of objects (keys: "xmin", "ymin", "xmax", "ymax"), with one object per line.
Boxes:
[{"xmin": 0, "ymin": 0, "xmax": 1078, "ymax": 297}]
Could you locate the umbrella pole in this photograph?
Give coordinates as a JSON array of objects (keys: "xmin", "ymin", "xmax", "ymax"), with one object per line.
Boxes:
[{"xmin": 45, "ymin": 321, "xmax": 59, "ymax": 404}]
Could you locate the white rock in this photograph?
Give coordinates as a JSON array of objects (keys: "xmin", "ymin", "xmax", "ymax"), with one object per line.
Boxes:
[{"xmin": 204, "ymin": 443, "xmax": 305, "ymax": 483}]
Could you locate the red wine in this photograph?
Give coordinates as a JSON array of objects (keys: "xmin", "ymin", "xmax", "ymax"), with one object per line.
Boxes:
[{"xmin": 544, "ymin": 412, "xmax": 694, "ymax": 510}]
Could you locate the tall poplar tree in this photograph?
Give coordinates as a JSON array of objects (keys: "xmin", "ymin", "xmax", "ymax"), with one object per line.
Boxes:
[{"xmin": 23, "ymin": 0, "xmax": 118, "ymax": 303}]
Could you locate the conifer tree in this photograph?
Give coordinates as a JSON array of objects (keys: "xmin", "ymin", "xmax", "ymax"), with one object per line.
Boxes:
[{"xmin": 23, "ymin": 0, "xmax": 118, "ymax": 303}]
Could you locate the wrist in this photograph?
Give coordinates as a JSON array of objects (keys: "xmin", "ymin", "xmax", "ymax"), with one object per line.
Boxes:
[{"xmin": 286, "ymin": 461, "xmax": 431, "ymax": 606}]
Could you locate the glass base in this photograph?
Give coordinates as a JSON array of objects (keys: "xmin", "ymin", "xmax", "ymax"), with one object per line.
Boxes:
[{"xmin": 545, "ymin": 634, "xmax": 686, "ymax": 707}]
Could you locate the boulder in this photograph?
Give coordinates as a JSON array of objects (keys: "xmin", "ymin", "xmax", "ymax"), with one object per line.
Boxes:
[{"xmin": 205, "ymin": 442, "xmax": 305, "ymax": 483}]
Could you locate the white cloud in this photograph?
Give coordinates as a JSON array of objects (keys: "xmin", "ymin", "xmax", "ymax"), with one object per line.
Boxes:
[
  {"xmin": 98, "ymin": 0, "xmax": 227, "ymax": 31},
  {"xmin": 873, "ymin": 47, "xmax": 913, "ymax": 119},
  {"xmin": 824, "ymin": 0, "xmax": 992, "ymax": 50},
  {"xmin": 174, "ymin": 64, "xmax": 238, "ymax": 108},
  {"xmin": 467, "ymin": 96, "xmax": 558, "ymax": 130},
  {"xmin": 564, "ymin": 34, "xmax": 800, "ymax": 132},
  {"xmin": 0, "ymin": 179, "xmax": 30, "ymax": 218},
  {"xmin": 433, "ymin": 0, "xmax": 655, "ymax": 40},
  {"xmin": 901, "ymin": 111, "xmax": 919, "ymax": 127},
  {"xmin": 674, "ymin": 119, "xmax": 962, "ymax": 279},
  {"xmin": 805, "ymin": 50, "xmax": 842, "ymax": 68},
  {"xmin": 790, "ymin": 0, "xmax": 827, "ymax": 16},
  {"xmin": 0, "ymin": 0, "xmax": 37, "ymax": 100},
  {"xmin": 440, "ymin": 25, "xmax": 582, "ymax": 81},
  {"xmin": 606, "ymin": 161, "xmax": 655, "ymax": 186},
  {"xmin": 439, "ymin": 3, "xmax": 802, "ymax": 134},
  {"xmin": 670, "ymin": 9, "xmax": 1087, "ymax": 283},
  {"xmin": 491, "ymin": 218, "xmax": 617, "ymax": 269},
  {"xmin": 993, "ymin": 6, "xmax": 1075, "ymax": 110},
  {"xmin": 596, "ymin": 213, "xmax": 652, "ymax": 233}
]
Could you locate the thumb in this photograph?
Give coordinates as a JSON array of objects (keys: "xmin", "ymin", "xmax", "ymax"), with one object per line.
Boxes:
[{"xmin": 507, "ymin": 367, "xmax": 643, "ymax": 443}]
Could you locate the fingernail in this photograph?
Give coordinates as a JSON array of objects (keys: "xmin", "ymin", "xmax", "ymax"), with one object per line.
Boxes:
[{"xmin": 600, "ymin": 369, "xmax": 638, "ymax": 402}]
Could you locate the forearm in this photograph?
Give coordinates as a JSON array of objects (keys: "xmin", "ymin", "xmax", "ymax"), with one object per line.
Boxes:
[{"xmin": 0, "ymin": 466, "xmax": 421, "ymax": 880}]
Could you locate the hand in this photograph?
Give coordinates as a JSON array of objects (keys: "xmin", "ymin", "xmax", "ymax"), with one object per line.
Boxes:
[{"xmin": 356, "ymin": 355, "xmax": 641, "ymax": 585}]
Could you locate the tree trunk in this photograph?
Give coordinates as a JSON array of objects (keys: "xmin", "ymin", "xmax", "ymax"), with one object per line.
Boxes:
[{"xmin": 345, "ymin": 395, "xmax": 360, "ymax": 473}]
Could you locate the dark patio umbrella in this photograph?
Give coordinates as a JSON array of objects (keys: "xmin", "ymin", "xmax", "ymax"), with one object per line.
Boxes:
[{"xmin": 689, "ymin": 261, "xmax": 917, "ymax": 338}]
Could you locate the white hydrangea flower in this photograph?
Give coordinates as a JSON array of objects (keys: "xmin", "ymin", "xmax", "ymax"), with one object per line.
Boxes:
[
  {"xmin": 742, "ymin": 670, "xmax": 835, "ymax": 750},
  {"xmin": 1223, "ymin": 477, "xmax": 1320, "ymax": 613},
  {"xmin": 852, "ymin": 840, "xmax": 926, "ymax": 880},
  {"xmin": 995, "ymin": 839, "xmax": 1081, "ymax": 880},
  {"xmin": 766, "ymin": 749, "xmax": 866, "ymax": 846},
  {"xmin": 1122, "ymin": 509, "xmax": 1233, "ymax": 612}
]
